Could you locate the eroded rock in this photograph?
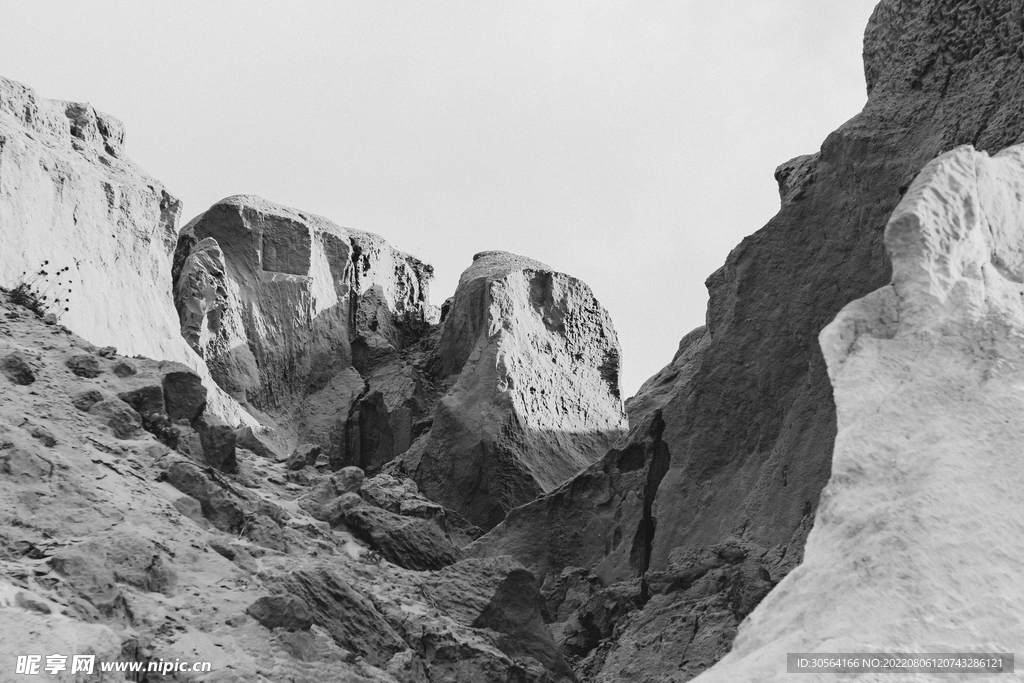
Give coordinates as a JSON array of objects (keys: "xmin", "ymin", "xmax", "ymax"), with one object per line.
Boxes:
[{"xmin": 414, "ymin": 251, "xmax": 627, "ymax": 529}]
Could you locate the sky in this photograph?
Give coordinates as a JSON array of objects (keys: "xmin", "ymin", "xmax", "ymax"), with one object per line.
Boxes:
[{"xmin": 0, "ymin": 1, "xmax": 881, "ymax": 398}]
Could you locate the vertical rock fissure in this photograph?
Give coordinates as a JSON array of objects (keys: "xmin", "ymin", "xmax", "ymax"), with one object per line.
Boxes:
[{"xmin": 629, "ymin": 412, "xmax": 669, "ymax": 577}]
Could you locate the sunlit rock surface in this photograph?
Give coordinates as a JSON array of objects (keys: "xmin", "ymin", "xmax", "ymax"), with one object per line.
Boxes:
[
  {"xmin": 412, "ymin": 251, "xmax": 627, "ymax": 530},
  {"xmin": 173, "ymin": 195, "xmax": 434, "ymax": 454},
  {"xmin": 0, "ymin": 75, "xmax": 249, "ymax": 425}
]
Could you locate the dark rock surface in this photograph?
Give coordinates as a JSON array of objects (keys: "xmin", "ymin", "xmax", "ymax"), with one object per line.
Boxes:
[{"xmin": 343, "ymin": 505, "xmax": 461, "ymax": 571}]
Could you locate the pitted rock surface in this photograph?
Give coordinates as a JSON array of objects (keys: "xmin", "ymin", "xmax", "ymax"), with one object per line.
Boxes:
[{"xmin": 413, "ymin": 251, "xmax": 627, "ymax": 529}]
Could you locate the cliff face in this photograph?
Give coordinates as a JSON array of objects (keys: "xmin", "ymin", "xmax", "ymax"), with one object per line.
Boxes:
[
  {"xmin": 173, "ymin": 196, "xmax": 435, "ymax": 457},
  {"xmin": 472, "ymin": 1, "xmax": 1024, "ymax": 679},
  {"xmin": 0, "ymin": 76, "xmax": 250, "ymax": 426},
  {"xmin": 696, "ymin": 142, "xmax": 1024, "ymax": 681},
  {"xmin": 412, "ymin": 251, "xmax": 627, "ymax": 530}
]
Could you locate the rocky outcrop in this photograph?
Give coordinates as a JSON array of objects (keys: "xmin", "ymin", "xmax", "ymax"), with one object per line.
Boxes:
[
  {"xmin": 695, "ymin": 143, "xmax": 1024, "ymax": 681},
  {"xmin": 172, "ymin": 195, "xmax": 434, "ymax": 459},
  {"xmin": 0, "ymin": 75, "xmax": 249, "ymax": 426},
  {"xmin": 411, "ymin": 251, "xmax": 627, "ymax": 529},
  {"xmin": 0, "ymin": 286, "xmax": 580, "ymax": 682},
  {"xmin": 472, "ymin": 2, "xmax": 1024, "ymax": 678}
]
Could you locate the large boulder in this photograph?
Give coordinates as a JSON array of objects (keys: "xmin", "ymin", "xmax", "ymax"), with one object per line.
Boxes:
[
  {"xmin": 0, "ymin": 75, "xmax": 250, "ymax": 426},
  {"xmin": 694, "ymin": 144, "xmax": 1024, "ymax": 681},
  {"xmin": 172, "ymin": 195, "xmax": 433, "ymax": 456},
  {"xmin": 413, "ymin": 251, "xmax": 627, "ymax": 529}
]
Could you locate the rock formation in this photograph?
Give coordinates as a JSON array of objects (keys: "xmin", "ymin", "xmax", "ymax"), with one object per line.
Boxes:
[
  {"xmin": 409, "ymin": 251, "xmax": 627, "ymax": 529},
  {"xmin": 0, "ymin": 288, "xmax": 575, "ymax": 682},
  {"xmin": 695, "ymin": 142, "xmax": 1024, "ymax": 681},
  {"xmin": 172, "ymin": 195, "xmax": 435, "ymax": 458},
  {"xmin": 0, "ymin": 75, "xmax": 248, "ymax": 425},
  {"xmin": 472, "ymin": 1, "xmax": 1024, "ymax": 678}
]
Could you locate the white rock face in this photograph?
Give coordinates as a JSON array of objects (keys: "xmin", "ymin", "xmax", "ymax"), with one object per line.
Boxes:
[
  {"xmin": 414, "ymin": 251, "xmax": 628, "ymax": 529},
  {"xmin": 694, "ymin": 145, "xmax": 1024, "ymax": 681},
  {"xmin": 173, "ymin": 195, "xmax": 434, "ymax": 452},
  {"xmin": 0, "ymin": 76, "xmax": 249, "ymax": 425}
]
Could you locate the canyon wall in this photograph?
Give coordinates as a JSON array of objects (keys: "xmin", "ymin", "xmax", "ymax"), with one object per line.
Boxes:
[
  {"xmin": 473, "ymin": 0, "xmax": 1024, "ymax": 678},
  {"xmin": 0, "ymin": 76, "xmax": 249, "ymax": 425},
  {"xmin": 695, "ymin": 141, "xmax": 1024, "ymax": 682}
]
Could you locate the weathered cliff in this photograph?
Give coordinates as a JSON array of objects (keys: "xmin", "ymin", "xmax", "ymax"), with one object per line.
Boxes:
[
  {"xmin": 411, "ymin": 251, "xmax": 627, "ymax": 530},
  {"xmin": 0, "ymin": 75, "xmax": 250, "ymax": 426},
  {"xmin": 473, "ymin": 1, "xmax": 1024, "ymax": 678},
  {"xmin": 695, "ymin": 142, "xmax": 1024, "ymax": 682},
  {"xmin": 173, "ymin": 195, "xmax": 435, "ymax": 457}
]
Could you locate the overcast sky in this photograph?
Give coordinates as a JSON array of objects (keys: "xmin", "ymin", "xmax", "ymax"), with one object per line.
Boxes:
[{"xmin": 0, "ymin": 1, "xmax": 880, "ymax": 397}]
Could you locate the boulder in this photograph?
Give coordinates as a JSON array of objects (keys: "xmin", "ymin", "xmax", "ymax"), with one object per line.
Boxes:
[
  {"xmin": 87, "ymin": 398, "xmax": 143, "ymax": 440},
  {"xmin": 276, "ymin": 565, "xmax": 406, "ymax": 666},
  {"xmin": 334, "ymin": 465, "xmax": 364, "ymax": 494},
  {"xmin": 414, "ymin": 251, "xmax": 628, "ymax": 529},
  {"xmin": 694, "ymin": 143, "xmax": 1024, "ymax": 682},
  {"xmin": 285, "ymin": 443, "xmax": 321, "ymax": 471},
  {"xmin": 194, "ymin": 414, "xmax": 237, "ymax": 472},
  {"xmin": 247, "ymin": 594, "xmax": 313, "ymax": 632},
  {"xmin": 71, "ymin": 389, "xmax": 104, "ymax": 412},
  {"xmin": 343, "ymin": 506, "xmax": 460, "ymax": 571},
  {"xmin": 111, "ymin": 359, "xmax": 137, "ymax": 377},
  {"xmin": 1, "ymin": 351, "xmax": 34, "ymax": 385},
  {"xmin": 234, "ymin": 425, "xmax": 281, "ymax": 460},
  {"xmin": 424, "ymin": 556, "xmax": 574, "ymax": 682},
  {"xmin": 65, "ymin": 354, "xmax": 101, "ymax": 378},
  {"xmin": 162, "ymin": 369, "xmax": 207, "ymax": 422}
]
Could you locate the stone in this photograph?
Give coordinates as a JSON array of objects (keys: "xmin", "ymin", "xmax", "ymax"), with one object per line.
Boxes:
[
  {"xmin": 117, "ymin": 384, "xmax": 165, "ymax": 418},
  {"xmin": 694, "ymin": 143, "xmax": 1024, "ymax": 682},
  {"xmin": 195, "ymin": 415, "xmax": 238, "ymax": 472},
  {"xmin": 161, "ymin": 460, "xmax": 247, "ymax": 533},
  {"xmin": 285, "ymin": 443, "xmax": 321, "ymax": 471},
  {"xmin": 413, "ymin": 251, "xmax": 628, "ymax": 529},
  {"xmin": 245, "ymin": 514, "xmax": 288, "ymax": 553},
  {"xmin": 162, "ymin": 369, "xmax": 208, "ymax": 422},
  {"xmin": 172, "ymin": 495, "xmax": 204, "ymax": 525},
  {"xmin": 111, "ymin": 358, "xmax": 137, "ymax": 377},
  {"xmin": 296, "ymin": 477, "xmax": 361, "ymax": 526},
  {"xmin": 98, "ymin": 531, "xmax": 178, "ymax": 596},
  {"xmin": 275, "ymin": 566, "xmax": 406, "ymax": 665},
  {"xmin": 87, "ymin": 397, "xmax": 143, "ymax": 440},
  {"xmin": 49, "ymin": 549, "xmax": 123, "ymax": 618},
  {"xmin": 246, "ymin": 594, "xmax": 313, "ymax": 632},
  {"xmin": 71, "ymin": 389, "xmax": 104, "ymax": 412},
  {"xmin": 29, "ymin": 425, "xmax": 57, "ymax": 447},
  {"xmin": 1, "ymin": 351, "xmax": 34, "ymax": 385},
  {"xmin": 334, "ymin": 466, "xmax": 364, "ymax": 494},
  {"xmin": 343, "ymin": 505, "xmax": 460, "ymax": 571},
  {"xmin": 65, "ymin": 353, "xmax": 101, "ymax": 378},
  {"xmin": 234, "ymin": 426, "xmax": 280, "ymax": 460},
  {"xmin": 424, "ymin": 556, "xmax": 574, "ymax": 682}
]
